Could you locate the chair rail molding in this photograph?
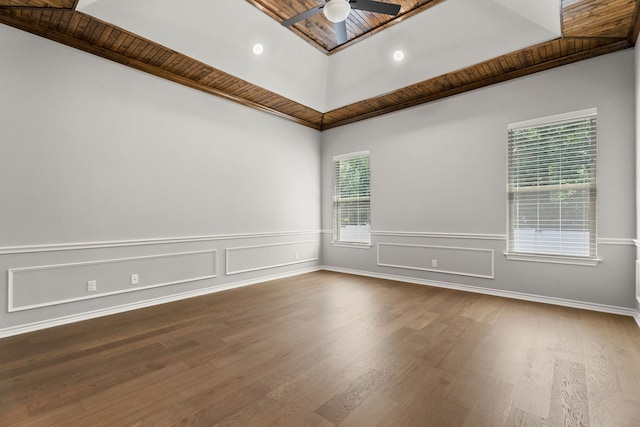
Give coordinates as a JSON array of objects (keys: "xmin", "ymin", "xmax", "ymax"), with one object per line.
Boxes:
[{"xmin": 0, "ymin": 230, "xmax": 322, "ymax": 255}]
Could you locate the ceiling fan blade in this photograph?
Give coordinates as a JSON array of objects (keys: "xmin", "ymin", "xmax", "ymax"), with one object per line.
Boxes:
[
  {"xmin": 281, "ymin": 5, "xmax": 324, "ymax": 27},
  {"xmin": 335, "ymin": 20, "xmax": 348, "ymax": 44},
  {"xmin": 350, "ymin": 0, "xmax": 401, "ymax": 16}
]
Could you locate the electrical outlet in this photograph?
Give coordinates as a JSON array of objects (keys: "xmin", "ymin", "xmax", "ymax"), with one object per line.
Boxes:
[
  {"xmin": 432, "ymin": 259, "xmax": 438, "ymax": 268},
  {"xmin": 131, "ymin": 274, "xmax": 139, "ymax": 285},
  {"xmin": 88, "ymin": 280, "xmax": 97, "ymax": 292}
]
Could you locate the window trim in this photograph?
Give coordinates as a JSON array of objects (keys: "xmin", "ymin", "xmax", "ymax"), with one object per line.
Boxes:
[
  {"xmin": 505, "ymin": 108, "xmax": 599, "ymax": 265},
  {"xmin": 331, "ymin": 241, "xmax": 373, "ymax": 249},
  {"xmin": 504, "ymin": 252, "xmax": 601, "ymax": 266},
  {"xmin": 332, "ymin": 150, "xmax": 371, "ymax": 247}
]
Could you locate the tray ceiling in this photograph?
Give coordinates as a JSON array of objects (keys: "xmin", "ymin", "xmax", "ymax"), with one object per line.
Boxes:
[
  {"xmin": 1, "ymin": 0, "xmax": 638, "ymax": 130},
  {"xmin": 249, "ymin": 0, "xmax": 447, "ymax": 53}
]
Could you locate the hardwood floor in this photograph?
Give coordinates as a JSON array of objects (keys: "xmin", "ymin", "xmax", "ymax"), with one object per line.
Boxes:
[{"xmin": 1, "ymin": 271, "xmax": 639, "ymax": 426}]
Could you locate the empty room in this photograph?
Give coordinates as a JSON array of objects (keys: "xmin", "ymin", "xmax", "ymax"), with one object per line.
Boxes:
[{"xmin": 1, "ymin": 0, "xmax": 640, "ymax": 425}]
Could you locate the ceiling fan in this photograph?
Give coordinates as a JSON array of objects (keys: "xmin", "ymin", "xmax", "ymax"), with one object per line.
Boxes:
[{"xmin": 281, "ymin": 0, "xmax": 402, "ymax": 44}]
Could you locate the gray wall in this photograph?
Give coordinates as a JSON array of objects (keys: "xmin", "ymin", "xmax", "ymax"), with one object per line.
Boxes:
[
  {"xmin": 0, "ymin": 26, "xmax": 322, "ymax": 334},
  {"xmin": 2, "ymin": 24, "xmax": 638, "ymax": 336},
  {"xmin": 636, "ymin": 46, "xmax": 640, "ymax": 320},
  {"xmin": 322, "ymin": 49, "xmax": 637, "ymax": 310}
]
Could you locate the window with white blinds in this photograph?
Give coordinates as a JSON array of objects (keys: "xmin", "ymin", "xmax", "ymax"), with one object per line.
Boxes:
[
  {"xmin": 507, "ymin": 109, "xmax": 597, "ymax": 259},
  {"xmin": 333, "ymin": 151, "xmax": 371, "ymax": 244}
]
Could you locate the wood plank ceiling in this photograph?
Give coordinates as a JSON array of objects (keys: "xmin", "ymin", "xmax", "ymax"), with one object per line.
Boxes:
[
  {"xmin": 247, "ymin": 0, "xmax": 446, "ymax": 53},
  {"xmin": 1, "ymin": 0, "xmax": 639, "ymax": 130}
]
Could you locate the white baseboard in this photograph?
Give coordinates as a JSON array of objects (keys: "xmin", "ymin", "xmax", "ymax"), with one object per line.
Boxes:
[
  {"xmin": 3, "ymin": 265, "xmax": 637, "ymax": 338},
  {"xmin": 0, "ymin": 266, "xmax": 321, "ymax": 338},
  {"xmin": 321, "ymin": 266, "xmax": 638, "ymax": 319}
]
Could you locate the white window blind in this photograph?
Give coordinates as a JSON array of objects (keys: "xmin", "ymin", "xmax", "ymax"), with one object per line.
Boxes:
[
  {"xmin": 333, "ymin": 152, "xmax": 370, "ymax": 244},
  {"xmin": 507, "ymin": 109, "xmax": 597, "ymax": 259}
]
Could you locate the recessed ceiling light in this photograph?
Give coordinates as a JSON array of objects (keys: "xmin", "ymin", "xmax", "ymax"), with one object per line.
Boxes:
[
  {"xmin": 393, "ymin": 50, "xmax": 404, "ymax": 61},
  {"xmin": 252, "ymin": 43, "xmax": 264, "ymax": 55}
]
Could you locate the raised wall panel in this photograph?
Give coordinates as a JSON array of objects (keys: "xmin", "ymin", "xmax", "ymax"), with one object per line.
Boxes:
[
  {"xmin": 0, "ymin": 231, "xmax": 323, "ymax": 336},
  {"xmin": 226, "ymin": 241, "xmax": 319, "ymax": 275},
  {"xmin": 9, "ymin": 250, "xmax": 217, "ymax": 312},
  {"xmin": 377, "ymin": 242, "xmax": 495, "ymax": 279}
]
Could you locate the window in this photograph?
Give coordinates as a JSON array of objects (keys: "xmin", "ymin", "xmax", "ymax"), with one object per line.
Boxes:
[
  {"xmin": 507, "ymin": 109, "xmax": 597, "ymax": 262},
  {"xmin": 333, "ymin": 151, "xmax": 371, "ymax": 245}
]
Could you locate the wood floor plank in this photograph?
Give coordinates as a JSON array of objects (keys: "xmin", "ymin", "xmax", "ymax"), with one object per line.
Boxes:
[
  {"xmin": 257, "ymin": 353, "xmax": 374, "ymax": 426},
  {"xmin": 460, "ymin": 375, "xmax": 515, "ymax": 426},
  {"xmin": 548, "ymin": 358, "xmax": 591, "ymax": 427},
  {"xmin": 504, "ymin": 407, "xmax": 548, "ymax": 427},
  {"xmin": 511, "ymin": 372, "xmax": 553, "ymax": 419},
  {"xmin": 186, "ymin": 380, "xmax": 272, "ymax": 426},
  {"xmin": 1, "ymin": 271, "xmax": 639, "ymax": 426},
  {"xmin": 302, "ymin": 412, "xmax": 337, "ymax": 427},
  {"xmin": 338, "ymin": 391, "xmax": 399, "ymax": 427},
  {"xmin": 128, "ymin": 401, "xmax": 199, "ymax": 427},
  {"xmin": 314, "ymin": 368, "xmax": 386, "ymax": 424},
  {"xmin": 581, "ymin": 312, "xmax": 631, "ymax": 426}
]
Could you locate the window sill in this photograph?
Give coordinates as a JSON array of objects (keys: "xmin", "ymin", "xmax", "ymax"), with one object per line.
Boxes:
[
  {"xmin": 332, "ymin": 241, "xmax": 372, "ymax": 250},
  {"xmin": 504, "ymin": 252, "xmax": 601, "ymax": 266}
]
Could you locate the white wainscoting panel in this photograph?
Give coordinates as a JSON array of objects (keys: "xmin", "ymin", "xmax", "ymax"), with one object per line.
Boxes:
[
  {"xmin": 226, "ymin": 241, "xmax": 319, "ymax": 275},
  {"xmin": 9, "ymin": 250, "xmax": 217, "ymax": 312},
  {"xmin": 377, "ymin": 242, "xmax": 495, "ymax": 279}
]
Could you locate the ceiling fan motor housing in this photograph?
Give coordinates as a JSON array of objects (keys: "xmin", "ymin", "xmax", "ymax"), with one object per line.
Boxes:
[{"xmin": 324, "ymin": 0, "xmax": 352, "ymax": 23}]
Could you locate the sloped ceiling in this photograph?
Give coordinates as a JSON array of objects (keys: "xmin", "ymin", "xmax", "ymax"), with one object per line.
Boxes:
[{"xmin": 1, "ymin": 0, "xmax": 639, "ymax": 129}]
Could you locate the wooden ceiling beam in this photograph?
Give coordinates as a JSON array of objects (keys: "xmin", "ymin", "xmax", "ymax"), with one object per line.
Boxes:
[
  {"xmin": 0, "ymin": 0, "xmax": 76, "ymax": 9},
  {"xmin": 0, "ymin": 9, "xmax": 324, "ymax": 129},
  {"xmin": 321, "ymin": 37, "xmax": 631, "ymax": 129},
  {"xmin": 628, "ymin": 0, "xmax": 640, "ymax": 44}
]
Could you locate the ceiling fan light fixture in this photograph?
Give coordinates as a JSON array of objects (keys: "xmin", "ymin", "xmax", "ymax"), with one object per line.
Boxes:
[{"xmin": 323, "ymin": 0, "xmax": 351, "ymax": 23}]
